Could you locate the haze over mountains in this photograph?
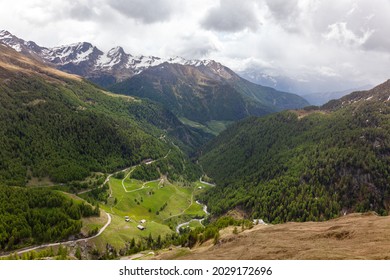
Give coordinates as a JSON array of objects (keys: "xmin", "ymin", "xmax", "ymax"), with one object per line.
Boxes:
[{"xmin": 240, "ymin": 68, "xmax": 373, "ymax": 106}]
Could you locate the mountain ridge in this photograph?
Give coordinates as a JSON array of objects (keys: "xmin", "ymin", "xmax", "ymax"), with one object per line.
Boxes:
[
  {"xmin": 0, "ymin": 30, "xmax": 227, "ymax": 87},
  {"xmin": 109, "ymin": 62, "xmax": 309, "ymax": 123}
]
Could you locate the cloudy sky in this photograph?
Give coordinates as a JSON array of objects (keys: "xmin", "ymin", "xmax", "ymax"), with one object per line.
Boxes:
[{"xmin": 1, "ymin": 0, "xmax": 390, "ymax": 93}]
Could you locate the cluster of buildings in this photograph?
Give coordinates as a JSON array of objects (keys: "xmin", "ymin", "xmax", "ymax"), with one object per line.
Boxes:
[{"xmin": 125, "ymin": 216, "xmax": 147, "ymax": 230}]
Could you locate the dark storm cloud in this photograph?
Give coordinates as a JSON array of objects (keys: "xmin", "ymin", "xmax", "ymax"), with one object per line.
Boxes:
[
  {"xmin": 109, "ymin": 0, "xmax": 174, "ymax": 24},
  {"xmin": 264, "ymin": 0, "xmax": 303, "ymax": 33},
  {"xmin": 264, "ymin": 0, "xmax": 299, "ymax": 21},
  {"xmin": 201, "ymin": 0, "xmax": 260, "ymax": 32}
]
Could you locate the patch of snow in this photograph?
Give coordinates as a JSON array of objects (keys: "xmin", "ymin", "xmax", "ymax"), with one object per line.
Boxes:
[
  {"xmin": 96, "ymin": 47, "xmax": 125, "ymax": 69},
  {"xmin": 166, "ymin": 56, "xmax": 187, "ymax": 65},
  {"xmin": 130, "ymin": 55, "xmax": 163, "ymax": 71},
  {"xmin": 73, "ymin": 46, "xmax": 94, "ymax": 64},
  {"xmin": 366, "ymin": 96, "xmax": 373, "ymax": 101},
  {"xmin": 96, "ymin": 53, "xmax": 112, "ymax": 68},
  {"xmin": 107, "ymin": 46, "xmax": 123, "ymax": 57},
  {"xmin": 13, "ymin": 43, "xmax": 22, "ymax": 52}
]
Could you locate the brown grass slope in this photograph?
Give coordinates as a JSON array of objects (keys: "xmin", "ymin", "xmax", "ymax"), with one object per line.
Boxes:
[
  {"xmin": 156, "ymin": 213, "xmax": 390, "ymax": 260},
  {"xmin": 0, "ymin": 43, "xmax": 80, "ymax": 82}
]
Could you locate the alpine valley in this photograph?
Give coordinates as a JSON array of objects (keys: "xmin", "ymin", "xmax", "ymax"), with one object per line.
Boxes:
[
  {"xmin": 0, "ymin": 30, "xmax": 309, "ymax": 133},
  {"xmin": 1, "ymin": 30, "xmax": 390, "ymax": 260}
]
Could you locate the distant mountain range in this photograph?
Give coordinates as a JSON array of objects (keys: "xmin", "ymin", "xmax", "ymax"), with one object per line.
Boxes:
[
  {"xmin": 238, "ymin": 67, "xmax": 373, "ymax": 105},
  {"xmin": 0, "ymin": 30, "xmax": 235, "ymax": 87},
  {"xmin": 0, "ymin": 30, "xmax": 309, "ymax": 126}
]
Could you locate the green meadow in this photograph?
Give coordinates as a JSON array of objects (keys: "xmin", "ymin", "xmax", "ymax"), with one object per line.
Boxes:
[{"xmin": 94, "ymin": 170, "xmax": 212, "ymax": 249}]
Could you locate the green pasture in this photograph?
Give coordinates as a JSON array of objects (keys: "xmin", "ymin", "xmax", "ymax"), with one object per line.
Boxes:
[{"xmin": 95, "ymin": 170, "xmax": 212, "ymax": 249}]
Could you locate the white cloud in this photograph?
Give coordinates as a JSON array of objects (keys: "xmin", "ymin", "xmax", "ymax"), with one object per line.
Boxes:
[
  {"xmin": 323, "ymin": 22, "xmax": 374, "ymax": 47},
  {"xmin": 162, "ymin": 32, "xmax": 220, "ymax": 59},
  {"xmin": 1, "ymin": 0, "xmax": 390, "ymax": 93}
]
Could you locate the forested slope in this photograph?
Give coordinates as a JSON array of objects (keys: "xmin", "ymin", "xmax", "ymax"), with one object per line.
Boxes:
[
  {"xmin": 200, "ymin": 82, "xmax": 390, "ymax": 223},
  {"xmin": 0, "ymin": 186, "xmax": 98, "ymax": 251},
  {"xmin": 0, "ymin": 45, "xmax": 206, "ymax": 185}
]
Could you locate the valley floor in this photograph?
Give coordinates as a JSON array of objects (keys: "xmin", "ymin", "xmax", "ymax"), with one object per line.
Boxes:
[{"xmin": 151, "ymin": 212, "xmax": 390, "ymax": 260}]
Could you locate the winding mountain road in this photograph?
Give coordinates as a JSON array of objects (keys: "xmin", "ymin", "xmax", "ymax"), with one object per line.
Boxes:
[
  {"xmin": 1, "ymin": 212, "xmax": 111, "ymax": 258},
  {"xmin": 175, "ymin": 201, "xmax": 209, "ymax": 233}
]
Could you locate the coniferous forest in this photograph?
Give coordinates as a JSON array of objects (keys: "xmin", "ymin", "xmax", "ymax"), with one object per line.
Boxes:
[
  {"xmin": 0, "ymin": 186, "xmax": 98, "ymax": 250},
  {"xmin": 200, "ymin": 98, "xmax": 390, "ymax": 223}
]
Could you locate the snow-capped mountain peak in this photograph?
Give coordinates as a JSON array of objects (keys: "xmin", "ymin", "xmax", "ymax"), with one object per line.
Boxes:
[
  {"xmin": 0, "ymin": 30, "xmax": 231, "ymax": 86},
  {"xmin": 41, "ymin": 42, "xmax": 102, "ymax": 65},
  {"xmin": 0, "ymin": 30, "xmax": 30, "ymax": 53},
  {"xmin": 108, "ymin": 46, "xmax": 126, "ymax": 57}
]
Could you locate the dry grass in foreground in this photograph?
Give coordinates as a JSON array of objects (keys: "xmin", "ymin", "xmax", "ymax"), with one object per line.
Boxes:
[{"xmin": 153, "ymin": 212, "xmax": 390, "ymax": 260}]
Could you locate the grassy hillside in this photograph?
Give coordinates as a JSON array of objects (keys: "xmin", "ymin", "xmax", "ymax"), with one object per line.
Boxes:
[
  {"xmin": 155, "ymin": 212, "xmax": 390, "ymax": 260},
  {"xmin": 200, "ymin": 83, "xmax": 390, "ymax": 223}
]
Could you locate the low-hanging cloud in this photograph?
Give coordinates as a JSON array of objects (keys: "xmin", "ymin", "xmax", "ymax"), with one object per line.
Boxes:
[
  {"xmin": 201, "ymin": 0, "xmax": 260, "ymax": 32},
  {"xmin": 164, "ymin": 33, "xmax": 219, "ymax": 59}
]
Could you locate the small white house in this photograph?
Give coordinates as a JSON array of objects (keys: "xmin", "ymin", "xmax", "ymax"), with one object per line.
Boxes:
[
  {"xmin": 140, "ymin": 219, "xmax": 146, "ymax": 224},
  {"xmin": 137, "ymin": 225, "xmax": 145, "ymax": 230},
  {"xmin": 125, "ymin": 216, "xmax": 130, "ymax": 222}
]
